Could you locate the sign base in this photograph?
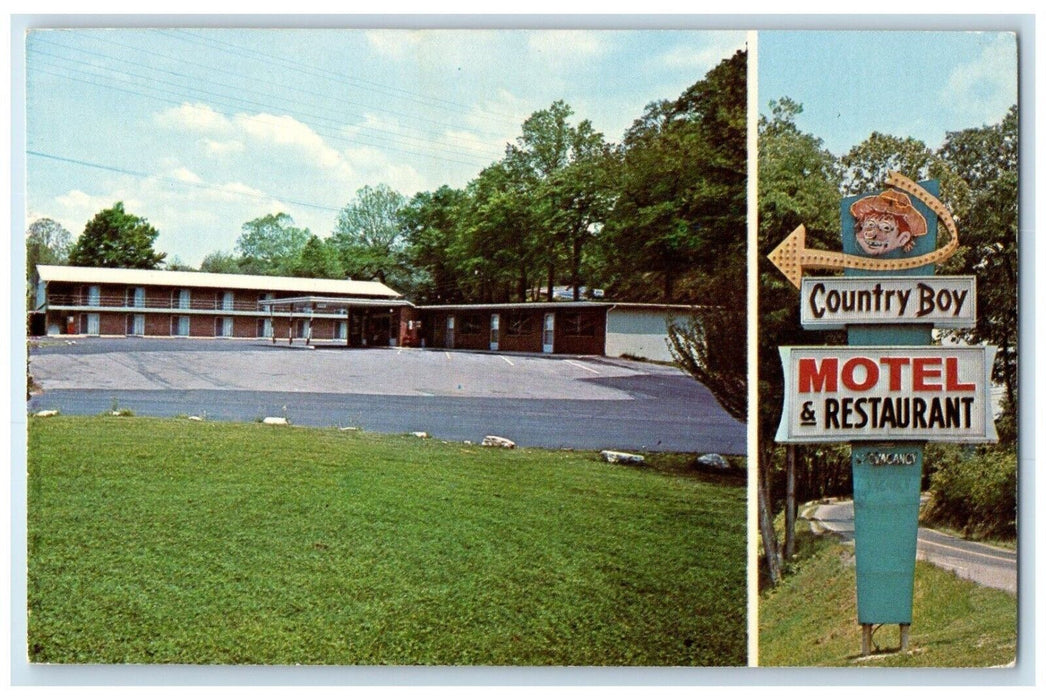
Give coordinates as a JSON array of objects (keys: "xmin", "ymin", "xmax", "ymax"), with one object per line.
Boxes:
[{"xmin": 853, "ymin": 444, "xmax": 923, "ymax": 625}]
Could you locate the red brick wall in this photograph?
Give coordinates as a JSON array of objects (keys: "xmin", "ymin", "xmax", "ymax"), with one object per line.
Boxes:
[{"xmin": 553, "ymin": 309, "xmax": 606, "ymax": 355}]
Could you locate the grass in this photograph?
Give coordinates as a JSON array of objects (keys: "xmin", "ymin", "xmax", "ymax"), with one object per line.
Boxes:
[
  {"xmin": 758, "ymin": 526, "xmax": 1017, "ymax": 667},
  {"xmin": 27, "ymin": 416, "xmax": 746, "ymax": 666}
]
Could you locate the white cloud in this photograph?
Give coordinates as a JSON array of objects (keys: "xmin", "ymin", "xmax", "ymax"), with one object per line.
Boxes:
[
  {"xmin": 169, "ymin": 167, "xmax": 203, "ymax": 184},
  {"xmin": 154, "ymin": 102, "xmax": 233, "ymax": 135},
  {"xmin": 203, "ymin": 138, "xmax": 245, "ymax": 156},
  {"xmin": 941, "ymin": 34, "xmax": 1018, "ymax": 125}
]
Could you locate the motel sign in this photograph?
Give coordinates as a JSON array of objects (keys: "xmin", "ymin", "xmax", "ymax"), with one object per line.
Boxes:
[
  {"xmin": 768, "ymin": 172, "xmax": 998, "ymax": 656},
  {"xmin": 778, "ymin": 346, "xmax": 997, "ymax": 442}
]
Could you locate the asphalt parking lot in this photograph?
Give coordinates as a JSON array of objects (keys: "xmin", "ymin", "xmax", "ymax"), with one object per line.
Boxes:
[{"xmin": 27, "ymin": 337, "xmax": 746, "ymax": 454}]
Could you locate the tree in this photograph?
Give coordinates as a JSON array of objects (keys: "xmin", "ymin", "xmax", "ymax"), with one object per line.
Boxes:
[
  {"xmin": 292, "ymin": 235, "xmax": 343, "ymax": 279},
  {"xmin": 504, "ymin": 101, "xmax": 613, "ymax": 300},
  {"xmin": 68, "ymin": 202, "xmax": 166, "ymax": 269},
  {"xmin": 603, "ymin": 50, "xmax": 747, "ymax": 303},
  {"xmin": 199, "ymin": 250, "xmax": 243, "ymax": 274},
  {"xmin": 938, "ymin": 106, "xmax": 1019, "ymax": 443},
  {"xmin": 841, "ymin": 132, "xmax": 971, "ymax": 219},
  {"xmin": 756, "ymin": 97, "xmax": 843, "ymax": 585},
  {"xmin": 235, "ymin": 213, "xmax": 310, "ymax": 276},
  {"xmin": 401, "ymin": 186, "xmax": 471, "ymax": 303},
  {"xmin": 164, "ymin": 256, "xmax": 195, "ymax": 271},
  {"xmin": 331, "ymin": 184, "xmax": 408, "ymax": 286},
  {"xmin": 26, "ymin": 217, "xmax": 72, "ymax": 309}
]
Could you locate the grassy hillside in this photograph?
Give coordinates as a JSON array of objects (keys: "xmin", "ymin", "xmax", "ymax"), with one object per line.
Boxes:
[
  {"xmin": 759, "ymin": 530, "xmax": 1017, "ymax": 667},
  {"xmin": 27, "ymin": 416, "xmax": 746, "ymax": 666}
]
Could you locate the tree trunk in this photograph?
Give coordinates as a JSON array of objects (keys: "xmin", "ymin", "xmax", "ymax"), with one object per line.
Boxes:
[
  {"xmin": 784, "ymin": 445, "xmax": 796, "ymax": 562},
  {"xmin": 572, "ymin": 236, "xmax": 582, "ymax": 301},
  {"xmin": 759, "ymin": 448, "xmax": 782, "ymax": 586}
]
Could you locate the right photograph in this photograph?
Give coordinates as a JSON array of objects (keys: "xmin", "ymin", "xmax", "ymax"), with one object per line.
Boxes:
[{"xmin": 756, "ymin": 31, "xmax": 1019, "ymax": 667}]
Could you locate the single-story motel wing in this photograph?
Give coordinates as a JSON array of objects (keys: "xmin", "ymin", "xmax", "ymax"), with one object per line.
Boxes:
[{"xmin": 31, "ymin": 265, "xmax": 705, "ymax": 362}]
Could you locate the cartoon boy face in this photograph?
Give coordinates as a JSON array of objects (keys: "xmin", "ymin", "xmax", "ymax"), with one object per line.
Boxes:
[
  {"xmin": 854, "ymin": 214, "xmax": 912, "ymax": 256},
  {"xmin": 849, "ymin": 189, "xmax": 927, "ymax": 257}
]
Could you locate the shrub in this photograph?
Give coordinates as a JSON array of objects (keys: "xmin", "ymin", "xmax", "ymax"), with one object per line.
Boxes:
[{"xmin": 923, "ymin": 447, "xmax": 1017, "ymax": 540}]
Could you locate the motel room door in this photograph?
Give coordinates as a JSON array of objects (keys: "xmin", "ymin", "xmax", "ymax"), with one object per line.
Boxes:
[
  {"xmin": 542, "ymin": 312, "xmax": 554, "ymax": 353},
  {"xmin": 489, "ymin": 313, "xmax": 499, "ymax": 351},
  {"xmin": 446, "ymin": 315, "xmax": 455, "ymax": 349}
]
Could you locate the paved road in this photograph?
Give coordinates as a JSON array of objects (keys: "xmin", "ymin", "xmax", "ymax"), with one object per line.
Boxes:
[
  {"xmin": 806, "ymin": 500, "xmax": 1017, "ymax": 594},
  {"xmin": 27, "ymin": 338, "xmax": 746, "ymax": 454}
]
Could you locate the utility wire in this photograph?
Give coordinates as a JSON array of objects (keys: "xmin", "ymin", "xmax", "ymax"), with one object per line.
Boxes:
[{"xmin": 27, "ymin": 149, "xmax": 343, "ymax": 213}]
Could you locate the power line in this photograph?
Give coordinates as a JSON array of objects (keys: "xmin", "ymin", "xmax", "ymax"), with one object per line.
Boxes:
[
  {"xmin": 160, "ymin": 28, "xmax": 525, "ymax": 126},
  {"xmin": 28, "ymin": 62, "xmax": 496, "ymax": 174},
  {"xmin": 29, "ymin": 41, "xmax": 504, "ymax": 168},
  {"xmin": 37, "ymin": 33, "xmax": 512, "ymax": 158},
  {"xmin": 27, "ymin": 149, "xmax": 343, "ymax": 213}
]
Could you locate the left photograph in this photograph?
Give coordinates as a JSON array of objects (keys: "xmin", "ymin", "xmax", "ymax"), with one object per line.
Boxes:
[{"xmin": 23, "ymin": 27, "xmax": 749, "ymax": 666}]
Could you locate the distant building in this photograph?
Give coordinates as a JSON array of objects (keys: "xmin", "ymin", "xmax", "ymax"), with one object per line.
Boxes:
[{"xmin": 32, "ymin": 265, "xmax": 701, "ymax": 361}]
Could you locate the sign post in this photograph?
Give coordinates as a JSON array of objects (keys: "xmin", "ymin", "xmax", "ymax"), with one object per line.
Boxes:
[{"xmin": 768, "ymin": 172, "xmax": 996, "ymax": 656}]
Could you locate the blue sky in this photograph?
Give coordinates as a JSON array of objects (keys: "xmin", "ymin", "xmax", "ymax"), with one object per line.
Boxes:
[
  {"xmin": 757, "ymin": 31, "xmax": 1018, "ymax": 156},
  {"xmin": 24, "ymin": 28, "xmax": 746, "ymax": 267}
]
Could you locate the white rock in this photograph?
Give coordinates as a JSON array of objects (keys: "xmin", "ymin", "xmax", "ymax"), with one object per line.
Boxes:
[
  {"xmin": 482, "ymin": 435, "xmax": 516, "ymax": 449},
  {"xmin": 600, "ymin": 450, "xmax": 645, "ymax": 465},
  {"xmin": 262, "ymin": 416, "xmax": 288, "ymax": 425},
  {"xmin": 697, "ymin": 453, "xmax": 731, "ymax": 470},
  {"xmin": 188, "ymin": 415, "xmax": 204, "ymax": 421},
  {"xmin": 34, "ymin": 409, "xmax": 59, "ymax": 417},
  {"xmin": 412, "ymin": 431, "xmax": 430, "ymax": 438}
]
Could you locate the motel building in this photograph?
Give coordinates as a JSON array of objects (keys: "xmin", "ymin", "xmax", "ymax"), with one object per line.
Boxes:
[{"xmin": 32, "ymin": 265, "xmax": 700, "ymax": 361}]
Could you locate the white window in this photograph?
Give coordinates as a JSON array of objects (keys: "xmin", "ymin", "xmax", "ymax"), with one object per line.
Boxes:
[
  {"xmin": 128, "ymin": 314, "xmax": 145, "ymax": 336},
  {"xmin": 336, "ymin": 321, "xmax": 347, "ymax": 340},
  {"xmin": 222, "ymin": 291, "xmax": 235, "ymax": 311},
  {"xmin": 216, "ymin": 317, "xmax": 233, "ymax": 337},
  {"xmin": 258, "ymin": 318, "xmax": 273, "ymax": 338},
  {"xmin": 86, "ymin": 285, "xmax": 100, "ymax": 306},
  {"xmin": 490, "ymin": 313, "xmax": 500, "ymax": 351},
  {"xmin": 542, "ymin": 312, "xmax": 555, "ymax": 353},
  {"xmin": 85, "ymin": 313, "xmax": 100, "ymax": 335},
  {"xmin": 172, "ymin": 316, "xmax": 190, "ymax": 337}
]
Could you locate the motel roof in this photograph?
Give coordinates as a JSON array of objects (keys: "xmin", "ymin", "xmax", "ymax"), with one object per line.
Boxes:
[
  {"xmin": 36, "ymin": 265, "xmax": 403, "ymax": 299},
  {"xmin": 415, "ymin": 301, "xmax": 705, "ymax": 312}
]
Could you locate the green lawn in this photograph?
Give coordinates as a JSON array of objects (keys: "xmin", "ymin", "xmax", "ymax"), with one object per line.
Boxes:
[
  {"xmin": 758, "ymin": 530, "xmax": 1017, "ymax": 667},
  {"xmin": 27, "ymin": 416, "xmax": 746, "ymax": 666}
]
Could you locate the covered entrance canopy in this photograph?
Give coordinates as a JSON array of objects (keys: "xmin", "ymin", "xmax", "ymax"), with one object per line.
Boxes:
[{"xmin": 258, "ymin": 296, "xmax": 416, "ymax": 347}]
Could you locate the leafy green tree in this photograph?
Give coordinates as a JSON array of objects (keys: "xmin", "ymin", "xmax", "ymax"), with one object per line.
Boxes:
[
  {"xmin": 293, "ymin": 235, "xmax": 343, "ymax": 279},
  {"xmin": 331, "ymin": 184, "xmax": 408, "ymax": 286},
  {"xmin": 68, "ymin": 202, "xmax": 166, "ymax": 269},
  {"xmin": 235, "ymin": 213, "xmax": 310, "ymax": 276},
  {"xmin": 504, "ymin": 101, "xmax": 612, "ymax": 300},
  {"xmin": 401, "ymin": 186, "xmax": 471, "ymax": 303},
  {"xmin": 199, "ymin": 250, "xmax": 243, "ymax": 274},
  {"xmin": 460, "ymin": 162, "xmax": 542, "ymax": 303},
  {"xmin": 604, "ymin": 49, "xmax": 747, "ymax": 303},
  {"xmin": 26, "ymin": 218, "xmax": 72, "ymax": 308},
  {"xmin": 164, "ymin": 256, "xmax": 195, "ymax": 271},
  {"xmin": 756, "ymin": 97, "xmax": 843, "ymax": 584},
  {"xmin": 938, "ymin": 105, "xmax": 1019, "ymax": 443},
  {"xmin": 841, "ymin": 132, "xmax": 971, "ymax": 219}
]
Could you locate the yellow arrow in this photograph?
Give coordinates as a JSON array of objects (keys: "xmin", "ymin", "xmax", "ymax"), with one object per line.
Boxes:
[{"xmin": 766, "ymin": 172, "xmax": 960, "ymax": 289}]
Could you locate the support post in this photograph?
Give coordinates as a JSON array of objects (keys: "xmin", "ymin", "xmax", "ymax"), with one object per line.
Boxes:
[{"xmin": 784, "ymin": 444, "xmax": 796, "ymax": 561}]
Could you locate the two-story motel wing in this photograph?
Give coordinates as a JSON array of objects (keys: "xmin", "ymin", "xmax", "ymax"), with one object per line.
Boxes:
[{"xmin": 32, "ymin": 265, "xmax": 703, "ymax": 362}]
